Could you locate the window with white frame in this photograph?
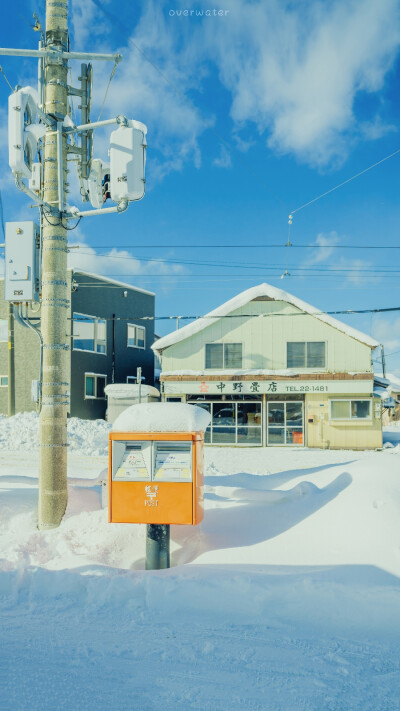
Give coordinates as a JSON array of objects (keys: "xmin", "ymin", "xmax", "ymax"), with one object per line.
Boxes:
[
  {"xmin": 0, "ymin": 320, "xmax": 7, "ymax": 342},
  {"xmin": 330, "ymin": 399, "xmax": 371, "ymax": 420},
  {"xmin": 73, "ymin": 313, "xmax": 107, "ymax": 354},
  {"xmin": 127, "ymin": 324, "xmax": 145, "ymax": 349},
  {"xmin": 287, "ymin": 341, "xmax": 325, "ymax": 368},
  {"xmin": 0, "ymin": 376, "xmax": 8, "ymax": 387},
  {"xmin": 205, "ymin": 343, "xmax": 242, "ymax": 369},
  {"xmin": 85, "ymin": 373, "xmax": 106, "ymax": 399}
]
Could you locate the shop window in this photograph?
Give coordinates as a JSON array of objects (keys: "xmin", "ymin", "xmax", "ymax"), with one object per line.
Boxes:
[
  {"xmin": 0, "ymin": 376, "xmax": 8, "ymax": 387},
  {"xmin": 205, "ymin": 343, "xmax": 242, "ymax": 369},
  {"xmin": 0, "ymin": 320, "xmax": 7, "ymax": 342},
  {"xmin": 127, "ymin": 324, "xmax": 146, "ymax": 349},
  {"xmin": 85, "ymin": 373, "xmax": 106, "ymax": 399},
  {"xmin": 287, "ymin": 342, "xmax": 325, "ymax": 368},
  {"xmin": 73, "ymin": 313, "xmax": 107, "ymax": 354},
  {"xmin": 189, "ymin": 400, "xmax": 261, "ymax": 445},
  {"xmin": 330, "ymin": 399, "xmax": 371, "ymax": 420}
]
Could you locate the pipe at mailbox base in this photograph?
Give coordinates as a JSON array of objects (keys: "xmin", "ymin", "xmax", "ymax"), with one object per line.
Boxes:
[{"xmin": 146, "ymin": 524, "xmax": 170, "ymax": 570}]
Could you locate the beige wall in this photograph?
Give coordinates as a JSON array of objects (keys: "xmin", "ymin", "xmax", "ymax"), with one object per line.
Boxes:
[
  {"xmin": 161, "ymin": 300, "xmax": 373, "ymax": 373},
  {"xmin": 0, "ymin": 282, "xmax": 41, "ymax": 415},
  {"xmin": 306, "ymin": 393, "xmax": 382, "ymax": 449}
]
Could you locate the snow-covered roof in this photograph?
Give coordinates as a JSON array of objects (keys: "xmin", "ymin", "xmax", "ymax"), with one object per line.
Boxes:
[
  {"xmin": 112, "ymin": 402, "xmax": 211, "ymax": 432},
  {"xmin": 152, "ymin": 283, "xmax": 378, "ymax": 354},
  {"xmin": 104, "ymin": 384, "xmax": 160, "ymax": 400}
]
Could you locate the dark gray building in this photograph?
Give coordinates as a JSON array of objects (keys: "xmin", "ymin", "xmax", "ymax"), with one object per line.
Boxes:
[{"xmin": 0, "ymin": 270, "xmax": 155, "ymax": 420}]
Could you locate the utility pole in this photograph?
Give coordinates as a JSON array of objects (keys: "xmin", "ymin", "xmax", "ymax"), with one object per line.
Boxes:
[
  {"xmin": 2, "ymin": 0, "xmax": 145, "ymax": 531},
  {"xmin": 7, "ymin": 302, "xmax": 15, "ymax": 417},
  {"xmin": 380, "ymin": 344, "xmax": 386, "ymax": 379},
  {"xmin": 38, "ymin": 0, "xmax": 69, "ymax": 529}
]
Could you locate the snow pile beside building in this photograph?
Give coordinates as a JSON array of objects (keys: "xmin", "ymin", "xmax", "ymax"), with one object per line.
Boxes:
[
  {"xmin": 0, "ymin": 412, "xmax": 111, "ymax": 456},
  {"xmin": 113, "ymin": 402, "xmax": 211, "ymax": 432}
]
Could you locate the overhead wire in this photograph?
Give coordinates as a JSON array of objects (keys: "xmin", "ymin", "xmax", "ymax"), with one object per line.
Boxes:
[
  {"xmin": 0, "ymin": 65, "xmax": 14, "ymax": 92},
  {"xmin": 75, "ymin": 242, "xmax": 400, "ymax": 250},
  {"xmin": 66, "ymin": 304, "xmax": 400, "ymax": 322},
  {"xmin": 290, "ymin": 147, "xmax": 400, "ymax": 216},
  {"xmin": 97, "ymin": 61, "xmax": 119, "ymax": 122}
]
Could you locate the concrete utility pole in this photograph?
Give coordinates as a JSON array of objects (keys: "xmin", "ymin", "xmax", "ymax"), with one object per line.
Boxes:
[
  {"xmin": 7, "ymin": 302, "xmax": 15, "ymax": 417},
  {"xmin": 38, "ymin": 0, "xmax": 69, "ymax": 529},
  {"xmin": 380, "ymin": 344, "xmax": 386, "ymax": 379}
]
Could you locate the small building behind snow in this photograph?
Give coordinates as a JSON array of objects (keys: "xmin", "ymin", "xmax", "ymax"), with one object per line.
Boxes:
[{"xmin": 152, "ymin": 283, "xmax": 382, "ymax": 449}]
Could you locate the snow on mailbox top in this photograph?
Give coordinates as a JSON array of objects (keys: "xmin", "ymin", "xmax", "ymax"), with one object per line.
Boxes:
[{"xmin": 112, "ymin": 402, "xmax": 211, "ymax": 433}]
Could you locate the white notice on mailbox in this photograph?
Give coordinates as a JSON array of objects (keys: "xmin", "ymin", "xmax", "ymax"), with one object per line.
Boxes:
[
  {"xmin": 154, "ymin": 444, "xmax": 192, "ymax": 482},
  {"xmin": 115, "ymin": 444, "xmax": 151, "ymax": 481}
]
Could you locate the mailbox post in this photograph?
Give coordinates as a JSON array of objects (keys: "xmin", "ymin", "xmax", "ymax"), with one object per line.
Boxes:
[{"xmin": 108, "ymin": 403, "xmax": 211, "ymax": 569}]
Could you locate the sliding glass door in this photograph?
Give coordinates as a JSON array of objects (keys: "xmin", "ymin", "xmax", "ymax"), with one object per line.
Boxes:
[{"xmin": 267, "ymin": 401, "xmax": 304, "ymax": 446}]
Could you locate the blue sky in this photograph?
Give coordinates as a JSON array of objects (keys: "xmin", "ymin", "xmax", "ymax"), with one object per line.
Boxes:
[{"xmin": 1, "ymin": 0, "xmax": 400, "ymax": 376}]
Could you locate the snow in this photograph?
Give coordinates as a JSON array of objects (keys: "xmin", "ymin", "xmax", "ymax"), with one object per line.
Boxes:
[
  {"xmin": 152, "ymin": 282, "xmax": 379, "ymax": 354},
  {"xmin": 1, "ymin": 414, "xmax": 400, "ymax": 710},
  {"xmin": 0, "ymin": 412, "xmax": 110, "ymax": 456},
  {"xmin": 162, "ymin": 368, "xmax": 372, "ymax": 377},
  {"xmin": 104, "ymin": 383, "xmax": 160, "ymax": 399},
  {"xmin": 112, "ymin": 402, "xmax": 212, "ymax": 432}
]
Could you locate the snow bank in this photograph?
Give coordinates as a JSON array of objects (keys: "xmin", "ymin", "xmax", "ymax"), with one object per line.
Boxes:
[
  {"xmin": 112, "ymin": 402, "xmax": 211, "ymax": 432},
  {"xmin": 0, "ymin": 412, "xmax": 110, "ymax": 456}
]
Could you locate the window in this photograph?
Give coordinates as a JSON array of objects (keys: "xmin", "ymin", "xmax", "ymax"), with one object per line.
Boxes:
[
  {"xmin": 73, "ymin": 313, "xmax": 107, "ymax": 354},
  {"xmin": 330, "ymin": 399, "xmax": 371, "ymax": 420},
  {"xmin": 205, "ymin": 343, "xmax": 242, "ymax": 369},
  {"xmin": 188, "ymin": 400, "xmax": 262, "ymax": 445},
  {"xmin": 0, "ymin": 320, "xmax": 7, "ymax": 342},
  {"xmin": 127, "ymin": 324, "xmax": 146, "ymax": 349},
  {"xmin": 85, "ymin": 373, "xmax": 106, "ymax": 399},
  {"xmin": 287, "ymin": 342, "xmax": 325, "ymax": 368},
  {"xmin": 0, "ymin": 376, "xmax": 8, "ymax": 387}
]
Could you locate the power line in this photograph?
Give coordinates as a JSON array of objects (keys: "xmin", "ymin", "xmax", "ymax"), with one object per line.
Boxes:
[
  {"xmin": 67, "ymin": 305, "xmax": 400, "ymax": 320},
  {"xmin": 291, "ymin": 147, "xmax": 400, "ymax": 216},
  {"xmin": 74, "ymin": 243, "xmax": 400, "ymax": 250},
  {"xmin": 72, "ymin": 249, "xmax": 400, "ymax": 273}
]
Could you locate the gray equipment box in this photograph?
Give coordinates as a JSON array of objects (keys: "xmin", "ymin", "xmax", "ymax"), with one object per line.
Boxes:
[{"xmin": 5, "ymin": 221, "xmax": 40, "ymax": 302}]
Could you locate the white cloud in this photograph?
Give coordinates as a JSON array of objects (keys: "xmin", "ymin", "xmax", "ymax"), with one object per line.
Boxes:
[
  {"xmin": 306, "ymin": 231, "xmax": 340, "ymax": 266},
  {"xmin": 202, "ymin": 0, "xmax": 400, "ymax": 167},
  {"xmin": 67, "ymin": 242, "xmax": 187, "ymax": 281},
  {"xmin": 336, "ymin": 257, "xmax": 379, "ymax": 287},
  {"xmin": 371, "ymin": 317, "xmax": 400, "ymax": 353},
  {"xmin": 213, "ymin": 145, "xmax": 232, "ymax": 168},
  {"xmin": 75, "ymin": 0, "xmax": 208, "ymax": 187}
]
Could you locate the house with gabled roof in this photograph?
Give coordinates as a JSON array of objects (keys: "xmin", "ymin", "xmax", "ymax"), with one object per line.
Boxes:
[{"xmin": 152, "ymin": 283, "xmax": 382, "ymax": 449}]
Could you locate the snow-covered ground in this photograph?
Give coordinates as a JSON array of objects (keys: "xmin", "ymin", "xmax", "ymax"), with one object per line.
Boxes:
[{"xmin": 1, "ymin": 413, "xmax": 400, "ymax": 710}]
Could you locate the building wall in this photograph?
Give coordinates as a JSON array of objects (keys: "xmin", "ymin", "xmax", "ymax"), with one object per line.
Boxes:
[
  {"xmin": 305, "ymin": 393, "xmax": 382, "ymax": 449},
  {"xmin": 70, "ymin": 272, "xmax": 155, "ymax": 419},
  {"xmin": 1, "ymin": 274, "xmax": 155, "ymax": 420},
  {"xmin": 0, "ymin": 283, "xmax": 41, "ymax": 415},
  {"xmin": 161, "ymin": 300, "xmax": 373, "ymax": 373}
]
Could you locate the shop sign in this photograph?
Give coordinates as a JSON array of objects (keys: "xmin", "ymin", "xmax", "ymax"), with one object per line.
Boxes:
[{"xmin": 161, "ymin": 379, "xmax": 373, "ymax": 395}]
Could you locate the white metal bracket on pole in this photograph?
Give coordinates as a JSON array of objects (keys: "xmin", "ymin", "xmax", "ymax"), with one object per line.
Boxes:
[
  {"xmin": 57, "ymin": 122, "xmax": 64, "ymax": 212},
  {"xmin": 14, "ymin": 174, "xmax": 54, "ymax": 212},
  {"xmin": 67, "ymin": 199, "xmax": 129, "ymax": 219},
  {"xmin": 0, "ymin": 48, "xmax": 122, "ymax": 63},
  {"xmin": 64, "ymin": 115, "xmax": 128, "ymax": 135}
]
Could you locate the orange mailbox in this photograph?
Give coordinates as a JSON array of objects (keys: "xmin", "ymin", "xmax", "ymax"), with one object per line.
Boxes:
[{"xmin": 108, "ymin": 403, "xmax": 210, "ymax": 525}]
